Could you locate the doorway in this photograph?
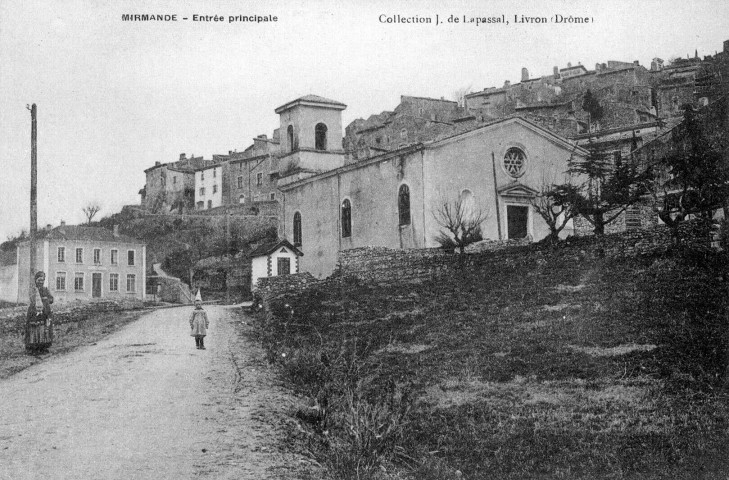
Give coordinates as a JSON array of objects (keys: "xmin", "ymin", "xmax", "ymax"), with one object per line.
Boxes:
[
  {"xmin": 277, "ymin": 257, "xmax": 291, "ymax": 276},
  {"xmin": 92, "ymin": 273, "xmax": 102, "ymax": 298},
  {"xmin": 507, "ymin": 205, "xmax": 529, "ymax": 239}
]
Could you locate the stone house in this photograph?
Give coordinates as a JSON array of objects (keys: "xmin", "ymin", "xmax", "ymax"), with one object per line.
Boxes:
[
  {"xmin": 140, "ymin": 154, "xmax": 211, "ymax": 212},
  {"xmin": 9, "ymin": 225, "xmax": 146, "ymax": 304},
  {"xmin": 278, "ymin": 98, "xmax": 589, "ymax": 278},
  {"xmin": 344, "ymin": 96, "xmax": 477, "ymax": 162},
  {"xmin": 228, "ymin": 134, "xmax": 281, "ymax": 205},
  {"xmin": 195, "ymin": 164, "xmax": 224, "ymax": 210}
]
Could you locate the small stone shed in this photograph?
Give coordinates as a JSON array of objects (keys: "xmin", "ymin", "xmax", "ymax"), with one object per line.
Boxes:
[{"xmin": 250, "ymin": 240, "xmax": 303, "ymax": 292}]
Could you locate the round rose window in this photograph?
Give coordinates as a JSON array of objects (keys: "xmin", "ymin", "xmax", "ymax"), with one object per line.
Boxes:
[{"xmin": 503, "ymin": 148, "xmax": 526, "ymax": 178}]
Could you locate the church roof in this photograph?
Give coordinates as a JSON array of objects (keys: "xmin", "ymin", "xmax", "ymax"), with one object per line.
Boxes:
[
  {"xmin": 280, "ymin": 115, "xmax": 590, "ymax": 192},
  {"xmin": 275, "ymin": 95, "xmax": 347, "ymax": 113}
]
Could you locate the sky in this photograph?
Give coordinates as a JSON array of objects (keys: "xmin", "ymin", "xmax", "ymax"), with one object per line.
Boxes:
[{"xmin": 1, "ymin": 0, "xmax": 728, "ymax": 241}]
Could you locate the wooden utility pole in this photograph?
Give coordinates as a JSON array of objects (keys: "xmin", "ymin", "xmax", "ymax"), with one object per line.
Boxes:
[
  {"xmin": 225, "ymin": 206, "xmax": 231, "ymax": 304},
  {"xmin": 26, "ymin": 104, "xmax": 37, "ymax": 347}
]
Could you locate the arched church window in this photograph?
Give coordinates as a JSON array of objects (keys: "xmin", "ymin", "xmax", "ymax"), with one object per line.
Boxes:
[
  {"xmin": 293, "ymin": 212, "xmax": 302, "ymax": 246},
  {"xmin": 398, "ymin": 184, "xmax": 411, "ymax": 226},
  {"xmin": 503, "ymin": 147, "xmax": 526, "ymax": 178},
  {"xmin": 460, "ymin": 189, "xmax": 476, "ymax": 222},
  {"xmin": 341, "ymin": 199, "xmax": 352, "ymax": 238},
  {"xmin": 287, "ymin": 125, "xmax": 295, "ymax": 152},
  {"xmin": 315, "ymin": 123, "xmax": 328, "ymax": 151}
]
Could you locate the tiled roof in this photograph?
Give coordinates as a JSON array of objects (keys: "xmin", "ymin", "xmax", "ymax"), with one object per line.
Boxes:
[
  {"xmin": 295, "ymin": 94, "xmax": 346, "ymax": 106},
  {"xmin": 35, "ymin": 226, "xmax": 143, "ymax": 245},
  {"xmin": 275, "ymin": 95, "xmax": 347, "ymax": 113},
  {"xmin": 249, "ymin": 240, "xmax": 303, "ymax": 258}
]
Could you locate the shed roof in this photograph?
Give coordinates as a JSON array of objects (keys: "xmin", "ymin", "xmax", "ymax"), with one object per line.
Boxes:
[{"xmin": 249, "ymin": 240, "xmax": 303, "ymax": 258}]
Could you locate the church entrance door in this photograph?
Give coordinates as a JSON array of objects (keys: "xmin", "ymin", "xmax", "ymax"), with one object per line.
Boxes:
[{"xmin": 507, "ymin": 205, "xmax": 529, "ymax": 239}]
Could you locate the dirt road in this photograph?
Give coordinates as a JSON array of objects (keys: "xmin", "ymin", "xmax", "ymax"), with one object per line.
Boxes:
[{"xmin": 0, "ymin": 305, "xmax": 314, "ymax": 479}]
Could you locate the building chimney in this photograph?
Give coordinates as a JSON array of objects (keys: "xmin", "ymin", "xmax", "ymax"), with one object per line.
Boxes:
[
  {"xmin": 503, "ymin": 80, "xmax": 511, "ymax": 88},
  {"xmin": 724, "ymin": 39, "xmax": 729, "ymax": 53},
  {"xmin": 553, "ymin": 66, "xmax": 559, "ymax": 77},
  {"xmin": 521, "ymin": 67, "xmax": 529, "ymax": 82},
  {"xmin": 46, "ymin": 224, "xmax": 52, "ymax": 230},
  {"xmin": 155, "ymin": 161, "xmax": 161, "ymax": 166},
  {"xmin": 567, "ymin": 62, "xmax": 572, "ymax": 68},
  {"xmin": 633, "ymin": 60, "xmax": 639, "ymax": 66},
  {"xmin": 60, "ymin": 220, "xmax": 65, "ymax": 227},
  {"xmin": 180, "ymin": 153, "xmax": 186, "ymax": 160},
  {"xmin": 113, "ymin": 225, "xmax": 119, "ymax": 237}
]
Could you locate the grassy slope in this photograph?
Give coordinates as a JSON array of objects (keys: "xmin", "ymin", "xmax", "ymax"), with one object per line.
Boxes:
[
  {"xmin": 0, "ymin": 309, "xmax": 148, "ymax": 379},
  {"xmin": 257, "ymin": 244, "xmax": 729, "ymax": 480}
]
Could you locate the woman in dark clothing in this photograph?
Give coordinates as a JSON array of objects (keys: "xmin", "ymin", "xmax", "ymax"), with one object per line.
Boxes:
[{"xmin": 26, "ymin": 271, "xmax": 53, "ymax": 352}]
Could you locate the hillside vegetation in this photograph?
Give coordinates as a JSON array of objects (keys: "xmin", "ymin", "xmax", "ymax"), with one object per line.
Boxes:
[{"xmin": 254, "ymin": 242, "xmax": 729, "ymax": 479}]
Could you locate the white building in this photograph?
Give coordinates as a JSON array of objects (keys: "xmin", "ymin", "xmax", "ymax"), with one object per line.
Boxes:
[
  {"xmin": 1, "ymin": 225, "xmax": 146, "ymax": 304},
  {"xmin": 249, "ymin": 240, "xmax": 303, "ymax": 292},
  {"xmin": 195, "ymin": 164, "xmax": 224, "ymax": 210}
]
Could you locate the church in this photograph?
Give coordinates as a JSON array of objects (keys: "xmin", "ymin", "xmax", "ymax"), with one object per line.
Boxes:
[{"xmin": 274, "ymin": 95, "xmax": 589, "ymax": 278}]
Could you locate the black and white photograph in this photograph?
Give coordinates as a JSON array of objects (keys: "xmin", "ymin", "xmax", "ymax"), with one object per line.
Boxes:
[{"xmin": 1, "ymin": 0, "xmax": 729, "ymax": 478}]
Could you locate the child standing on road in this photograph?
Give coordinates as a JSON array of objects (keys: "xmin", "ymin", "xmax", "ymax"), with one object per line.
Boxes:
[{"xmin": 189, "ymin": 291, "xmax": 209, "ymax": 350}]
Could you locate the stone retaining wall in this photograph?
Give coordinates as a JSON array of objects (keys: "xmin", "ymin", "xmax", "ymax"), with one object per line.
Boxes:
[
  {"xmin": 465, "ymin": 237, "xmax": 532, "ymax": 253},
  {"xmin": 560, "ymin": 221, "xmax": 713, "ymax": 258},
  {"xmin": 334, "ymin": 222, "xmax": 713, "ymax": 285},
  {"xmin": 0, "ymin": 298, "xmax": 144, "ymax": 334},
  {"xmin": 255, "ymin": 272, "xmax": 320, "ymax": 300},
  {"xmin": 335, "ymin": 247, "xmax": 454, "ymax": 286},
  {"xmin": 249, "ymin": 222, "xmax": 714, "ymax": 314}
]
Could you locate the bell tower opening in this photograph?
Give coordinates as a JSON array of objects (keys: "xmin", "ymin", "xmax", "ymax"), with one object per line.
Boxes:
[
  {"xmin": 275, "ymin": 95, "xmax": 347, "ymax": 177},
  {"xmin": 315, "ymin": 123, "xmax": 328, "ymax": 151}
]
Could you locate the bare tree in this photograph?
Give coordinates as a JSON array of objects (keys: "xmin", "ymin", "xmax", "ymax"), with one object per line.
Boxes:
[
  {"xmin": 432, "ymin": 194, "xmax": 489, "ymax": 253},
  {"xmin": 452, "ymin": 84, "xmax": 473, "ymax": 108},
  {"xmin": 82, "ymin": 203, "xmax": 101, "ymax": 224},
  {"xmin": 530, "ymin": 182, "xmax": 581, "ymax": 243}
]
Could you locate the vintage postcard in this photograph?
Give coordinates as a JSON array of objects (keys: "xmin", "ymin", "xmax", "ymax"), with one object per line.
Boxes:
[{"xmin": 1, "ymin": 0, "xmax": 728, "ymax": 478}]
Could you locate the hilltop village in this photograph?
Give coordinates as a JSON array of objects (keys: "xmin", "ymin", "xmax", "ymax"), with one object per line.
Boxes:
[
  {"xmin": 3, "ymin": 24, "xmax": 729, "ymax": 479},
  {"xmin": 135, "ymin": 39, "xmax": 729, "ymax": 279},
  {"xmin": 3, "ymin": 39, "xmax": 725, "ymax": 305}
]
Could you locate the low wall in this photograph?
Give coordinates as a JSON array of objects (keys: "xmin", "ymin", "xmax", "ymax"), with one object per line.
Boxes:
[
  {"xmin": 465, "ymin": 237, "xmax": 532, "ymax": 253},
  {"xmin": 334, "ymin": 222, "xmax": 714, "ymax": 285},
  {"xmin": 559, "ymin": 221, "xmax": 712, "ymax": 258},
  {"xmin": 335, "ymin": 247, "xmax": 454, "ymax": 286},
  {"xmin": 200, "ymin": 201, "xmax": 280, "ymax": 217},
  {"xmin": 255, "ymin": 272, "xmax": 319, "ymax": 299},
  {"xmin": 0, "ymin": 298, "xmax": 144, "ymax": 334}
]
